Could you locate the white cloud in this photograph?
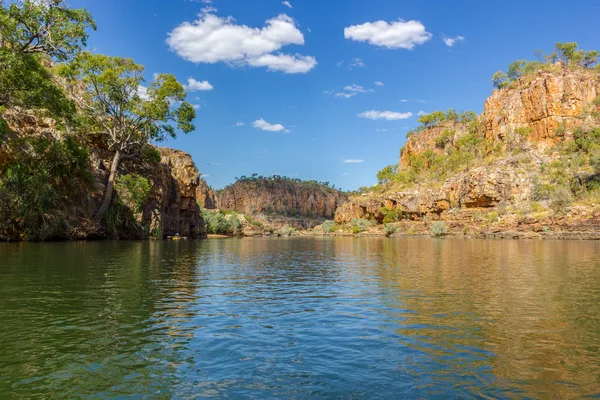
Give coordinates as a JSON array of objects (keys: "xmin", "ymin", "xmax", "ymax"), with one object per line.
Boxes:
[
  {"xmin": 349, "ymin": 57, "xmax": 365, "ymax": 69},
  {"xmin": 201, "ymin": 6, "xmax": 217, "ymax": 14},
  {"xmin": 442, "ymin": 34, "xmax": 465, "ymax": 47},
  {"xmin": 342, "ymin": 172, "xmax": 350, "ymax": 176},
  {"xmin": 343, "ymin": 159, "xmax": 365, "ymax": 163},
  {"xmin": 246, "ymin": 53, "xmax": 316, "ymax": 73},
  {"xmin": 401, "ymin": 99, "xmax": 426, "ymax": 103},
  {"xmin": 417, "ymin": 110, "xmax": 427, "ymax": 116},
  {"xmin": 192, "ymin": 104, "xmax": 201, "ymax": 109},
  {"xmin": 358, "ymin": 110, "xmax": 413, "ymax": 120},
  {"xmin": 374, "ymin": 81, "xmax": 384, "ymax": 86},
  {"xmin": 327, "ymin": 83, "xmax": 374, "ymax": 99},
  {"xmin": 234, "ymin": 122, "xmax": 245, "ymax": 127},
  {"xmin": 344, "ymin": 19, "xmax": 432, "ymax": 49},
  {"xmin": 253, "ymin": 118, "xmax": 289, "ymax": 132},
  {"xmin": 167, "ymin": 12, "xmax": 316, "ymax": 74},
  {"xmin": 136, "ymin": 85, "xmax": 150, "ymax": 101},
  {"xmin": 335, "ymin": 92, "xmax": 356, "ymax": 99},
  {"xmin": 282, "ymin": 1, "xmax": 293, "ymax": 8},
  {"xmin": 344, "ymin": 84, "xmax": 373, "ymax": 93},
  {"xmin": 184, "ymin": 78, "xmax": 213, "ymax": 91}
]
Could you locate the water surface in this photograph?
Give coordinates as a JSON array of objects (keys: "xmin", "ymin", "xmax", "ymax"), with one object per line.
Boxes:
[{"xmin": 0, "ymin": 238, "xmax": 599, "ymax": 398}]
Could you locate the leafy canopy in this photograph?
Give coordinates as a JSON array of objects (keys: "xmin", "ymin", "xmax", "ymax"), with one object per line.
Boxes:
[
  {"xmin": 0, "ymin": 0, "xmax": 95, "ymax": 60},
  {"xmin": 60, "ymin": 52, "xmax": 196, "ymax": 153}
]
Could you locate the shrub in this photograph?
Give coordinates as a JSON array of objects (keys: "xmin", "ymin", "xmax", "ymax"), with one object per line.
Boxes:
[
  {"xmin": 549, "ymin": 187, "xmax": 573, "ymax": 214},
  {"xmin": 514, "ymin": 127, "xmax": 532, "ymax": 137},
  {"xmin": 200, "ymin": 208, "xmax": 241, "ymax": 235},
  {"xmin": 115, "ymin": 174, "xmax": 151, "ymax": 213},
  {"xmin": 351, "ymin": 218, "xmax": 372, "ymax": 234},
  {"xmin": 430, "ymin": 222, "xmax": 448, "ymax": 237},
  {"xmin": 384, "ymin": 223, "xmax": 397, "ymax": 237},
  {"xmin": 141, "ymin": 146, "xmax": 162, "ymax": 163},
  {"xmin": 0, "ymin": 136, "xmax": 91, "ymax": 241},
  {"xmin": 417, "ymin": 111, "xmax": 446, "ymax": 127},
  {"xmin": 321, "ymin": 220, "xmax": 336, "ymax": 233},
  {"xmin": 435, "ymin": 130, "xmax": 454, "ymax": 149},
  {"xmin": 381, "ymin": 207, "xmax": 404, "ymax": 223},
  {"xmin": 377, "ymin": 164, "xmax": 398, "ymax": 185},
  {"xmin": 279, "ymin": 224, "xmax": 296, "ymax": 236}
]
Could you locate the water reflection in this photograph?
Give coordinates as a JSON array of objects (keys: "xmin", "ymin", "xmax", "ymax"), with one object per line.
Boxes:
[{"xmin": 0, "ymin": 238, "xmax": 599, "ymax": 398}]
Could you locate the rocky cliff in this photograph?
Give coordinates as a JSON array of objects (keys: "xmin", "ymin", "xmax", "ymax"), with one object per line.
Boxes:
[
  {"xmin": 481, "ymin": 64, "xmax": 600, "ymax": 144},
  {"xmin": 217, "ymin": 177, "xmax": 348, "ymax": 220},
  {"xmin": 0, "ymin": 108, "xmax": 206, "ymax": 240},
  {"xmin": 335, "ymin": 64, "xmax": 600, "ymax": 238},
  {"xmin": 196, "ymin": 178, "xmax": 217, "ymax": 209},
  {"xmin": 140, "ymin": 148, "xmax": 206, "ymax": 238}
]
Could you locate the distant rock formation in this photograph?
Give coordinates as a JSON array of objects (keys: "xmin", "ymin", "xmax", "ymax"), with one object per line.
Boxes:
[{"xmin": 217, "ymin": 177, "xmax": 348, "ymax": 219}]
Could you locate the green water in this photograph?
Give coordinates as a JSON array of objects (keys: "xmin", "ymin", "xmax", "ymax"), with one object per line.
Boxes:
[{"xmin": 0, "ymin": 238, "xmax": 599, "ymax": 398}]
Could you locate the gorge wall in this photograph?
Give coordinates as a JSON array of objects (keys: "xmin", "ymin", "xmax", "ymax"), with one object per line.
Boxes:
[
  {"xmin": 217, "ymin": 177, "xmax": 348, "ymax": 219},
  {"xmin": 0, "ymin": 108, "xmax": 207, "ymax": 240},
  {"xmin": 336, "ymin": 65, "xmax": 600, "ymax": 228}
]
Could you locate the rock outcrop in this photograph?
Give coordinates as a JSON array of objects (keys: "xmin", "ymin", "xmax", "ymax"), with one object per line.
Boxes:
[
  {"xmin": 218, "ymin": 178, "xmax": 347, "ymax": 219},
  {"xmin": 196, "ymin": 178, "xmax": 217, "ymax": 209},
  {"xmin": 140, "ymin": 148, "xmax": 206, "ymax": 238},
  {"xmin": 336, "ymin": 65, "xmax": 600, "ymax": 229},
  {"xmin": 481, "ymin": 64, "xmax": 600, "ymax": 144}
]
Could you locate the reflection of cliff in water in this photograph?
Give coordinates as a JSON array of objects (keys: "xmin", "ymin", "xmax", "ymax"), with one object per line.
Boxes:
[{"xmin": 344, "ymin": 238, "xmax": 600, "ymax": 399}]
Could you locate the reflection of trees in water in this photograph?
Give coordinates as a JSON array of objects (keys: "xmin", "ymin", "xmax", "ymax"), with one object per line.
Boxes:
[
  {"xmin": 0, "ymin": 241, "xmax": 206, "ymax": 397},
  {"xmin": 351, "ymin": 238, "xmax": 600, "ymax": 398}
]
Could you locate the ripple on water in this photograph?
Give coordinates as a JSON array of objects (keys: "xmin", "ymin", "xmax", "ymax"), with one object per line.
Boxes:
[{"xmin": 0, "ymin": 238, "xmax": 599, "ymax": 398}]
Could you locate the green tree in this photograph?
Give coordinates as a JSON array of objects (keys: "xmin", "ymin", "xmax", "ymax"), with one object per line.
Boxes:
[
  {"xmin": 0, "ymin": 0, "xmax": 94, "ymax": 114},
  {"xmin": 0, "ymin": 0, "xmax": 95, "ymax": 60},
  {"xmin": 60, "ymin": 52, "xmax": 196, "ymax": 220},
  {"xmin": 377, "ymin": 164, "xmax": 398, "ymax": 185},
  {"xmin": 491, "ymin": 71, "xmax": 509, "ymax": 89},
  {"xmin": 417, "ymin": 110, "xmax": 445, "ymax": 127}
]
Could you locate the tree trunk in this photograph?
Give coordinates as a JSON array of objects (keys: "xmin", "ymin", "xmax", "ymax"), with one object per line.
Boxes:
[{"xmin": 94, "ymin": 149, "xmax": 121, "ymax": 221}]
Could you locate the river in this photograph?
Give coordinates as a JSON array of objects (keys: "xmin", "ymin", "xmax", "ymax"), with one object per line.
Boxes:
[{"xmin": 0, "ymin": 238, "xmax": 599, "ymax": 398}]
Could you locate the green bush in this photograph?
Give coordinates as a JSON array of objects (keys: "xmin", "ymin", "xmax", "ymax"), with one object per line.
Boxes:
[
  {"xmin": 377, "ymin": 164, "xmax": 398, "ymax": 185},
  {"xmin": 351, "ymin": 218, "xmax": 372, "ymax": 234},
  {"xmin": 417, "ymin": 111, "xmax": 446, "ymax": 127},
  {"xmin": 279, "ymin": 224, "xmax": 296, "ymax": 236},
  {"xmin": 321, "ymin": 220, "xmax": 335, "ymax": 233},
  {"xmin": 381, "ymin": 207, "xmax": 404, "ymax": 223},
  {"xmin": 384, "ymin": 223, "xmax": 397, "ymax": 237},
  {"xmin": 141, "ymin": 146, "xmax": 161, "ymax": 163},
  {"xmin": 435, "ymin": 130, "xmax": 454, "ymax": 149},
  {"xmin": 430, "ymin": 221, "xmax": 448, "ymax": 237},
  {"xmin": 0, "ymin": 135, "xmax": 91, "ymax": 241},
  {"xmin": 549, "ymin": 187, "xmax": 573, "ymax": 214},
  {"xmin": 200, "ymin": 208, "xmax": 241, "ymax": 235},
  {"xmin": 115, "ymin": 174, "xmax": 151, "ymax": 213}
]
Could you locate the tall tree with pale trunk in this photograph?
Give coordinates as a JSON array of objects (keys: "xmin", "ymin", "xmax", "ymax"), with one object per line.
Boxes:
[{"xmin": 59, "ymin": 52, "xmax": 196, "ymax": 221}]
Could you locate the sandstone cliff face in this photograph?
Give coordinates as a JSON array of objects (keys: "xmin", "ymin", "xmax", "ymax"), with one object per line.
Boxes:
[
  {"xmin": 218, "ymin": 179, "xmax": 347, "ymax": 219},
  {"xmin": 399, "ymin": 122, "xmax": 467, "ymax": 168},
  {"xmin": 196, "ymin": 178, "xmax": 217, "ymax": 209},
  {"xmin": 139, "ymin": 148, "xmax": 206, "ymax": 238},
  {"xmin": 336, "ymin": 66, "xmax": 600, "ymax": 225},
  {"xmin": 336, "ymin": 159, "xmax": 535, "ymax": 224},
  {"xmin": 1, "ymin": 107, "xmax": 207, "ymax": 239},
  {"xmin": 481, "ymin": 65, "xmax": 600, "ymax": 144}
]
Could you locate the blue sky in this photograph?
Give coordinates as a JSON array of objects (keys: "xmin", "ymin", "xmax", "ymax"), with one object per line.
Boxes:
[{"xmin": 71, "ymin": 0, "xmax": 600, "ymax": 190}]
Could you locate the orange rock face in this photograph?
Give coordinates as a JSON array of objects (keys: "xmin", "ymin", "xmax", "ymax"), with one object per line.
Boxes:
[
  {"xmin": 218, "ymin": 179, "xmax": 348, "ymax": 219},
  {"xmin": 481, "ymin": 66, "xmax": 600, "ymax": 144}
]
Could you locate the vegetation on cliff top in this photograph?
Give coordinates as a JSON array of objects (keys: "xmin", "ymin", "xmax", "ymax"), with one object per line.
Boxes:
[
  {"xmin": 0, "ymin": 0, "xmax": 196, "ymax": 241},
  {"xmin": 492, "ymin": 42, "xmax": 599, "ymax": 89},
  {"xmin": 355, "ymin": 42, "xmax": 600, "ymax": 229}
]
